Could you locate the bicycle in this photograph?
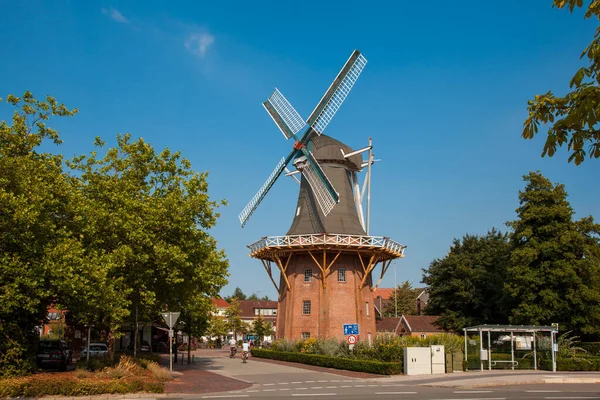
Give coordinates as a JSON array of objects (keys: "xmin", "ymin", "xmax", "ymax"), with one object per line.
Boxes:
[
  {"xmin": 241, "ymin": 351, "xmax": 249, "ymax": 363},
  {"xmin": 229, "ymin": 346, "xmax": 237, "ymax": 358}
]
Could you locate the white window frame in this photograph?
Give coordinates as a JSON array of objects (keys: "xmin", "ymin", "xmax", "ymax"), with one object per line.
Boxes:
[
  {"xmin": 302, "ymin": 300, "xmax": 311, "ymax": 315},
  {"xmin": 301, "ymin": 332, "xmax": 310, "ymax": 339}
]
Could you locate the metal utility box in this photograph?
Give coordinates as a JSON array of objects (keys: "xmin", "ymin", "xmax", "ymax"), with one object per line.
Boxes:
[
  {"xmin": 430, "ymin": 345, "xmax": 445, "ymax": 374},
  {"xmin": 445, "ymin": 352, "xmax": 465, "ymax": 373},
  {"xmin": 404, "ymin": 347, "xmax": 431, "ymax": 375}
]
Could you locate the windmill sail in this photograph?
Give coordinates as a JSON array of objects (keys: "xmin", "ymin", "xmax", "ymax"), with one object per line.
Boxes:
[
  {"xmin": 293, "ymin": 150, "xmax": 339, "ymax": 216},
  {"xmin": 307, "ymin": 50, "xmax": 367, "ymax": 134},
  {"xmin": 263, "ymin": 89, "xmax": 306, "ymax": 140},
  {"xmin": 239, "ymin": 157, "xmax": 287, "ymax": 227}
]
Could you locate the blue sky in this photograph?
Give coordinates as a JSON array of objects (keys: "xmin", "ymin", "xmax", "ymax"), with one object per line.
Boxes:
[{"xmin": 1, "ymin": 1, "xmax": 599, "ymax": 300}]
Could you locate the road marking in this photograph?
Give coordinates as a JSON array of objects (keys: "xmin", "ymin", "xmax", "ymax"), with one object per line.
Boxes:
[
  {"xmin": 325, "ymin": 386, "xmax": 337, "ymax": 388},
  {"xmin": 202, "ymin": 396, "xmax": 249, "ymax": 399},
  {"xmin": 340, "ymin": 385, "xmax": 352, "ymax": 388},
  {"xmin": 280, "ymin": 388, "xmax": 291, "ymax": 391},
  {"xmin": 318, "ymin": 380, "xmax": 328, "ymax": 382},
  {"xmin": 245, "ymin": 390, "xmax": 258, "ymax": 392},
  {"xmin": 368, "ymin": 384, "xmax": 379, "ymax": 387},
  {"xmin": 306, "ymin": 380, "xmax": 315, "ymax": 383},
  {"xmin": 264, "ymin": 383, "xmax": 275, "ymax": 386},
  {"xmin": 264, "ymin": 389, "xmax": 276, "ymax": 392},
  {"xmin": 431, "ymin": 398, "xmax": 505, "ymax": 400},
  {"xmin": 292, "ymin": 395, "xmax": 336, "ymax": 397},
  {"xmin": 330, "ymin": 380, "xmax": 341, "ymax": 382},
  {"xmin": 454, "ymin": 391, "xmax": 494, "ymax": 394},
  {"xmin": 295, "ymin": 387, "xmax": 308, "ymax": 390},
  {"xmin": 375, "ymin": 392, "xmax": 417, "ymax": 395},
  {"xmin": 343, "ymin": 379, "xmax": 355, "ymax": 382},
  {"xmin": 527, "ymin": 391, "xmax": 561, "ymax": 393},
  {"xmin": 291, "ymin": 381, "xmax": 302, "ymax": 384},
  {"xmin": 312, "ymin": 386, "xmax": 323, "ymax": 389},
  {"xmin": 278, "ymin": 382, "xmax": 289, "ymax": 385},
  {"xmin": 545, "ymin": 397, "xmax": 600, "ymax": 399},
  {"xmin": 354, "ymin": 384, "xmax": 366, "ymax": 387}
]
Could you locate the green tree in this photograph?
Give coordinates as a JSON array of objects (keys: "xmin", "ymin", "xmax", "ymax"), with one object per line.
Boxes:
[
  {"xmin": 506, "ymin": 171, "xmax": 600, "ymax": 339},
  {"xmin": 226, "ymin": 287, "xmax": 247, "ymax": 302},
  {"xmin": 0, "ymin": 92, "xmax": 77, "ymax": 375},
  {"xmin": 522, "ymin": 0, "xmax": 600, "ymax": 164},
  {"xmin": 382, "ymin": 281, "xmax": 419, "ymax": 317},
  {"xmin": 422, "ymin": 229, "xmax": 511, "ymax": 331},
  {"xmin": 225, "ymin": 299, "xmax": 245, "ymax": 340},
  {"xmin": 206, "ymin": 314, "xmax": 228, "ymax": 341},
  {"xmin": 66, "ymin": 134, "xmax": 229, "ymax": 348}
]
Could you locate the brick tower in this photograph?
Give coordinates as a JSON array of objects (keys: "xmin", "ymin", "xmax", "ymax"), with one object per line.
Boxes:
[{"xmin": 247, "ymin": 134, "xmax": 405, "ymax": 341}]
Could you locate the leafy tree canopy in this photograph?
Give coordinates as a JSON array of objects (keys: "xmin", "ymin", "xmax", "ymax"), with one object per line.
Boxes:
[
  {"xmin": 523, "ymin": 0, "xmax": 600, "ymax": 164},
  {"xmin": 382, "ymin": 281, "xmax": 420, "ymax": 317}
]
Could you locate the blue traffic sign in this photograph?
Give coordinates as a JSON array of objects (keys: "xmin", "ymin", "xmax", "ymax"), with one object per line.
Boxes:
[{"xmin": 343, "ymin": 323, "xmax": 359, "ymax": 335}]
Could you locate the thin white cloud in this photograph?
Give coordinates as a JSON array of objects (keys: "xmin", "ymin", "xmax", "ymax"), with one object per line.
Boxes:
[
  {"xmin": 101, "ymin": 7, "xmax": 128, "ymax": 24},
  {"xmin": 185, "ymin": 32, "xmax": 215, "ymax": 57}
]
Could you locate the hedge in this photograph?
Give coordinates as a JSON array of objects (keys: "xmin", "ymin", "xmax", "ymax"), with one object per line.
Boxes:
[
  {"xmin": 0, "ymin": 376, "xmax": 163, "ymax": 398},
  {"xmin": 539, "ymin": 356, "xmax": 600, "ymax": 371},
  {"xmin": 251, "ymin": 348, "xmax": 402, "ymax": 375},
  {"xmin": 579, "ymin": 342, "xmax": 600, "ymax": 356}
]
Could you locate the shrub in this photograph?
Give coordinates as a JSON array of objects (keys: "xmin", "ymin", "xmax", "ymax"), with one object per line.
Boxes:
[
  {"xmin": 146, "ymin": 362, "xmax": 172, "ymax": 382},
  {"xmin": 251, "ymin": 348, "xmax": 402, "ymax": 375},
  {"xmin": 76, "ymin": 355, "xmax": 115, "ymax": 371},
  {"xmin": 539, "ymin": 355, "xmax": 600, "ymax": 371},
  {"xmin": 580, "ymin": 342, "xmax": 600, "ymax": 356}
]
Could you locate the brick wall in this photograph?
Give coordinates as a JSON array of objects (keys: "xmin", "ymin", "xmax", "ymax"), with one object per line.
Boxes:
[{"xmin": 276, "ymin": 251, "xmax": 376, "ymax": 341}]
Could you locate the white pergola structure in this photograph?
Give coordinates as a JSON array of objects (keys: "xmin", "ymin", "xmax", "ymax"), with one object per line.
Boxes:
[{"xmin": 463, "ymin": 324, "xmax": 559, "ymax": 372}]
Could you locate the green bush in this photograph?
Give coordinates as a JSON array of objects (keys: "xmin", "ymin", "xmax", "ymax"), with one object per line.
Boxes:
[
  {"xmin": 539, "ymin": 355, "xmax": 600, "ymax": 371},
  {"xmin": 580, "ymin": 342, "xmax": 600, "ymax": 356},
  {"xmin": 0, "ymin": 376, "xmax": 164, "ymax": 397},
  {"xmin": 251, "ymin": 348, "xmax": 402, "ymax": 375}
]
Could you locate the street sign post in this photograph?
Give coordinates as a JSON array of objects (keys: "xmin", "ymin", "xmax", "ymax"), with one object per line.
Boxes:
[
  {"xmin": 343, "ymin": 323, "xmax": 359, "ymax": 336},
  {"xmin": 161, "ymin": 312, "xmax": 180, "ymax": 372}
]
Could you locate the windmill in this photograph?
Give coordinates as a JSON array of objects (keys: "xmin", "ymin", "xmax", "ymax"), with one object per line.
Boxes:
[
  {"xmin": 241, "ymin": 50, "xmax": 406, "ymax": 341},
  {"xmin": 238, "ymin": 50, "xmax": 368, "ymax": 229}
]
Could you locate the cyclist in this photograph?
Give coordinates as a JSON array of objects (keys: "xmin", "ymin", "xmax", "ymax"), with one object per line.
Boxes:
[
  {"xmin": 228, "ymin": 337, "xmax": 237, "ymax": 358},
  {"xmin": 241, "ymin": 339, "xmax": 250, "ymax": 363}
]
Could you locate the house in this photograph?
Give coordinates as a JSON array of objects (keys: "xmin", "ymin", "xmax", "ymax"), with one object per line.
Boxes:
[
  {"xmin": 373, "ymin": 288, "xmax": 395, "ymax": 317},
  {"xmin": 238, "ymin": 299, "xmax": 277, "ymax": 342},
  {"xmin": 416, "ymin": 289, "xmax": 429, "ymax": 315},
  {"xmin": 212, "ymin": 298, "xmax": 230, "ymax": 318},
  {"xmin": 398, "ymin": 315, "xmax": 444, "ymax": 338}
]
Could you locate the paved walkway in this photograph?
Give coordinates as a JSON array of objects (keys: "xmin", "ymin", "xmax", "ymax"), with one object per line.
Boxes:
[{"xmin": 160, "ymin": 348, "xmax": 600, "ymax": 396}]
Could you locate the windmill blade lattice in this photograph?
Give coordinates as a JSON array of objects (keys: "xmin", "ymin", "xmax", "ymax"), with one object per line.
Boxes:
[
  {"xmin": 239, "ymin": 157, "xmax": 287, "ymax": 227},
  {"xmin": 263, "ymin": 88, "xmax": 306, "ymax": 140},
  {"xmin": 307, "ymin": 50, "xmax": 367, "ymax": 134},
  {"xmin": 294, "ymin": 150, "xmax": 339, "ymax": 216}
]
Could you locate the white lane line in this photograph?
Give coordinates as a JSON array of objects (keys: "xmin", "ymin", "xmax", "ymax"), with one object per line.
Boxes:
[
  {"xmin": 292, "ymin": 394, "xmax": 337, "ymax": 397},
  {"xmin": 264, "ymin": 383, "xmax": 275, "ymax": 386},
  {"xmin": 291, "ymin": 381, "xmax": 302, "ymax": 384},
  {"xmin": 431, "ymin": 398, "xmax": 505, "ymax": 400},
  {"xmin": 245, "ymin": 390, "xmax": 258, "ymax": 393},
  {"xmin": 202, "ymin": 396, "xmax": 249, "ymax": 399},
  {"xmin": 263, "ymin": 389, "xmax": 276, "ymax": 392},
  {"xmin": 330, "ymin": 380, "xmax": 341, "ymax": 382},
  {"xmin": 527, "ymin": 391, "xmax": 561, "ymax": 393},
  {"xmin": 295, "ymin": 387, "xmax": 308, "ymax": 390},
  {"xmin": 280, "ymin": 388, "xmax": 291, "ymax": 391},
  {"xmin": 305, "ymin": 380, "xmax": 315, "ymax": 383},
  {"xmin": 325, "ymin": 386, "xmax": 338, "ymax": 388},
  {"xmin": 311, "ymin": 386, "xmax": 323, "ymax": 389},
  {"xmin": 318, "ymin": 380, "xmax": 328, "ymax": 382},
  {"xmin": 375, "ymin": 392, "xmax": 417, "ymax": 395},
  {"xmin": 343, "ymin": 379, "xmax": 355, "ymax": 382},
  {"xmin": 340, "ymin": 385, "xmax": 352, "ymax": 388},
  {"xmin": 545, "ymin": 397, "xmax": 600, "ymax": 399},
  {"xmin": 354, "ymin": 384, "xmax": 366, "ymax": 387},
  {"xmin": 278, "ymin": 382, "xmax": 289, "ymax": 385},
  {"xmin": 454, "ymin": 391, "xmax": 494, "ymax": 394}
]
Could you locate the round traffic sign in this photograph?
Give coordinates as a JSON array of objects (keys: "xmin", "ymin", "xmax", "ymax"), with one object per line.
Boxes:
[{"xmin": 347, "ymin": 334, "xmax": 357, "ymax": 344}]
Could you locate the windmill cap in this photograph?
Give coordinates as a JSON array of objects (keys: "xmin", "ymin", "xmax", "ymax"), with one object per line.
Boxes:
[{"xmin": 309, "ymin": 134, "xmax": 363, "ymax": 171}]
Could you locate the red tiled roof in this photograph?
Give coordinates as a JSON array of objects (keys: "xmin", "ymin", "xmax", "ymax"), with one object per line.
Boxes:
[
  {"xmin": 374, "ymin": 288, "xmax": 394, "ymax": 301},
  {"xmin": 376, "ymin": 317, "xmax": 401, "ymax": 333},
  {"xmin": 402, "ymin": 315, "xmax": 444, "ymax": 333},
  {"xmin": 212, "ymin": 298, "xmax": 230, "ymax": 308}
]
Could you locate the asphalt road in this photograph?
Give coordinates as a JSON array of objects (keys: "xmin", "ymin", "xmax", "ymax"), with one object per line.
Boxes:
[{"xmin": 179, "ymin": 353, "xmax": 600, "ymax": 400}]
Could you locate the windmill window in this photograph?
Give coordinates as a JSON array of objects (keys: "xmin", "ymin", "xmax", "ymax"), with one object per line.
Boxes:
[
  {"xmin": 301, "ymin": 332, "xmax": 310, "ymax": 339},
  {"xmin": 302, "ymin": 300, "xmax": 311, "ymax": 315},
  {"xmin": 304, "ymin": 269, "xmax": 312, "ymax": 282},
  {"xmin": 296, "ymin": 206, "xmax": 301, "ymax": 216},
  {"xmin": 366, "ymin": 302, "xmax": 370, "ymax": 317},
  {"xmin": 338, "ymin": 268, "xmax": 346, "ymax": 282}
]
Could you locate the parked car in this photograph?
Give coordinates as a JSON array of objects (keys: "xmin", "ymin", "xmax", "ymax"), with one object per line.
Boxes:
[
  {"xmin": 140, "ymin": 340, "xmax": 151, "ymax": 352},
  {"xmin": 36, "ymin": 339, "xmax": 70, "ymax": 371},
  {"xmin": 80, "ymin": 342, "xmax": 109, "ymax": 358}
]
